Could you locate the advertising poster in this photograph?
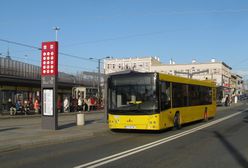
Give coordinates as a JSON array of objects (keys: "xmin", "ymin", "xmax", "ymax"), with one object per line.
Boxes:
[{"xmin": 43, "ymin": 89, "xmax": 53, "ymax": 116}]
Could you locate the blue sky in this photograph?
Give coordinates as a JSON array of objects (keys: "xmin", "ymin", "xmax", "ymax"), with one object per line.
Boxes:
[{"xmin": 0, "ymin": 0, "xmax": 248, "ymax": 78}]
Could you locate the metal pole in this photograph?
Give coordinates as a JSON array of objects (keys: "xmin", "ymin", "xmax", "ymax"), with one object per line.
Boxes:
[
  {"xmin": 53, "ymin": 27, "xmax": 60, "ymax": 41},
  {"xmin": 55, "ymin": 30, "xmax": 58, "ymax": 41},
  {"xmin": 98, "ymin": 59, "xmax": 101, "ymax": 101}
]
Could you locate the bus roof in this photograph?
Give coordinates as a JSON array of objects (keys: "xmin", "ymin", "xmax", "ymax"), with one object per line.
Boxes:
[
  {"xmin": 158, "ymin": 72, "xmax": 216, "ymax": 87},
  {"xmin": 108, "ymin": 70, "xmax": 216, "ymax": 87}
]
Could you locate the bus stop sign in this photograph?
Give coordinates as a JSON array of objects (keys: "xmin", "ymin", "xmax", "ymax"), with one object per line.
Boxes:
[{"xmin": 41, "ymin": 41, "xmax": 58, "ymax": 130}]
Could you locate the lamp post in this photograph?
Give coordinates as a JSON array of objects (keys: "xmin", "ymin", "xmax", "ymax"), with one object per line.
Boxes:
[
  {"xmin": 89, "ymin": 56, "xmax": 110, "ymax": 105},
  {"xmin": 53, "ymin": 26, "xmax": 60, "ymax": 41}
]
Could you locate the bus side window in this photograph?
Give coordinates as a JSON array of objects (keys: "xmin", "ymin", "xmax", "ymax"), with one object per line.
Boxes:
[
  {"xmin": 172, "ymin": 83, "xmax": 188, "ymax": 108},
  {"xmin": 160, "ymin": 81, "xmax": 171, "ymax": 110}
]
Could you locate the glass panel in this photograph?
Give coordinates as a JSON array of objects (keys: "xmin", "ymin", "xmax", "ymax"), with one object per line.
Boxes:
[
  {"xmin": 172, "ymin": 83, "xmax": 188, "ymax": 108},
  {"xmin": 160, "ymin": 82, "xmax": 171, "ymax": 110},
  {"xmin": 188, "ymin": 85, "xmax": 212, "ymax": 106}
]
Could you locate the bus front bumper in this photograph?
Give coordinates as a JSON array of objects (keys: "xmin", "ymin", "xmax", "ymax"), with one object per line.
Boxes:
[{"xmin": 108, "ymin": 114, "xmax": 160, "ymax": 130}]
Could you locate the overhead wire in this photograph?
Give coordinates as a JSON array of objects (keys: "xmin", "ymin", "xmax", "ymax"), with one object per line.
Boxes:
[
  {"xmin": 0, "ymin": 38, "xmax": 96, "ymax": 62},
  {"xmin": 0, "ymin": 38, "xmax": 41, "ymax": 50},
  {"xmin": 0, "ymin": 54, "xmax": 95, "ymax": 72}
]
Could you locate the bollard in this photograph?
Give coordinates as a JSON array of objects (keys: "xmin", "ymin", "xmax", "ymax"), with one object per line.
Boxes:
[{"xmin": 76, "ymin": 113, "xmax": 85, "ymax": 126}]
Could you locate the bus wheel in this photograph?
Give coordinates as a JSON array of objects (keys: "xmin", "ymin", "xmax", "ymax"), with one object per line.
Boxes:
[
  {"xmin": 204, "ymin": 111, "xmax": 208, "ymax": 122},
  {"xmin": 174, "ymin": 112, "xmax": 181, "ymax": 129}
]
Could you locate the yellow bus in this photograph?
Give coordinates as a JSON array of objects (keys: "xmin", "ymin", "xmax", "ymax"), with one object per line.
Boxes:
[{"xmin": 107, "ymin": 71, "xmax": 216, "ymax": 130}]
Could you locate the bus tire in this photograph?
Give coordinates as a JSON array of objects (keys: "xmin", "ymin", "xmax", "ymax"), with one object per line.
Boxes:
[{"xmin": 174, "ymin": 112, "xmax": 181, "ymax": 129}]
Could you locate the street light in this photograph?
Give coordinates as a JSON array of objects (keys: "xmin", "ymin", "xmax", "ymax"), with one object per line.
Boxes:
[
  {"xmin": 89, "ymin": 56, "xmax": 111, "ymax": 104},
  {"xmin": 53, "ymin": 26, "xmax": 60, "ymax": 41}
]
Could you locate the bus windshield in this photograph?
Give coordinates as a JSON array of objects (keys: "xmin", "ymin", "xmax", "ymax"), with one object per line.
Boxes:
[{"xmin": 108, "ymin": 74, "xmax": 158, "ymax": 114}]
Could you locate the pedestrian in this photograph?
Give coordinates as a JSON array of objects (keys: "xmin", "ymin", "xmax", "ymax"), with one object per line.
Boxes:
[
  {"xmin": 23, "ymin": 99, "xmax": 30, "ymax": 115},
  {"xmin": 8, "ymin": 98, "xmax": 16, "ymax": 116},
  {"xmin": 16, "ymin": 100, "xmax": 22, "ymax": 114},
  {"xmin": 234, "ymin": 94, "xmax": 238, "ymax": 104},
  {"xmin": 225, "ymin": 95, "xmax": 230, "ymax": 106},
  {"xmin": 86, "ymin": 97, "xmax": 96, "ymax": 111},
  {"xmin": 34, "ymin": 99, "xmax": 40, "ymax": 114},
  {"xmin": 83, "ymin": 97, "xmax": 88, "ymax": 111},
  {"xmin": 63, "ymin": 97, "xmax": 69, "ymax": 112},
  {"xmin": 78, "ymin": 96, "xmax": 83, "ymax": 111},
  {"xmin": 73, "ymin": 97, "xmax": 78, "ymax": 112},
  {"xmin": 90, "ymin": 97, "xmax": 96, "ymax": 111},
  {"xmin": 57, "ymin": 97, "xmax": 62, "ymax": 113}
]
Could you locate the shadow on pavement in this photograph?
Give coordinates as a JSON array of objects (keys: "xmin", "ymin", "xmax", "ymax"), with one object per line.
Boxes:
[
  {"xmin": 0, "ymin": 127, "xmax": 20, "ymax": 132},
  {"xmin": 243, "ymin": 115, "xmax": 248, "ymax": 123},
  {"xmin": 85, "ymin": 119, "xmax": 97, "ymax": 125},
  {"xmin": 58, "ymin": 119, "xmax": 101, "ymax": 129},
  {"xmin": 214, "ymin": 131, "xmax": 248, "ymax": 168},
  {"xmin": 110, "ymin": 128, "xmax": 173, "ymax": 135},
  {"xmin": 59, "ymin": 123, "xmax": 76, "ymax": 129}
]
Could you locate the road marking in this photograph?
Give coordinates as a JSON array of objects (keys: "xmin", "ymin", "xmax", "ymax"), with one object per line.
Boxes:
[{"xmin": 74, "ymin": 110, "xmax": 245, "ymax": 168}]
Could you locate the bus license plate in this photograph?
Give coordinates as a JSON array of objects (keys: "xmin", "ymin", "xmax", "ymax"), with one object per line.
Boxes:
[{"xmin": 125, "ymin": 126, "xmax": 136, "ymax": 129}]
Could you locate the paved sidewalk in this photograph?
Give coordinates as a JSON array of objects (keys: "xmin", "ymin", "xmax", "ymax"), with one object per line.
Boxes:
[
  {"xmin": 217, "ymin": 101, "xmax": 246, "ymax": 111},
  {"xmin": 0, "ymin": 112, "xmax": 108, "ymax": 153}
]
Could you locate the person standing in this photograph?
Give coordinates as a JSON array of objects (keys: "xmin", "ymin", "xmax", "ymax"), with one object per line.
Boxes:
[
  {"xmin": 83, "ymin": 97, "xmax": 87, "ymax": 111},
  {"xmin": 78, "ymin": 96, "xmax": 83, "ymax": 111},
  {"xmin": 23, "ymin": 99, "xmax": 30, "ymax": 115},
  {"xmin": 225, "ymin": 95, "xmax": 230, "ymax": 106},
  {"xmin": 8, "ymin": 98, "xmax": 16, "ymax": 116},
  {"xmin": 234, "ymin": 94, "xmax": 238, "ymax": 104},
  {"xmin": 34, "ymin": 99, "xmax": 40, "ymax": 114},
  {"xmin": 63, "ymin": 97, "xmax": 69, "ymax": 112},
  {"xmin": 57, "ymin": 97, "xmax": 62, "ymax": 113}
]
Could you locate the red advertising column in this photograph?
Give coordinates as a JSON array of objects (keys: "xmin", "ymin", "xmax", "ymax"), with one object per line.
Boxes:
[
  {"xmin": 41, "ymin": 41, "xmax": 58, "ymax": 130},
  {"xmin": 41, "ymin": 42, "xmax": 58, "ymax": 76}
]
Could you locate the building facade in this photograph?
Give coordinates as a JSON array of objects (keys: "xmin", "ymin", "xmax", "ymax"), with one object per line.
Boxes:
[
  {"xmin": 151, "ymin": 59, "xmax": 232, "ymax": 87},
  {"xmin": 235, "ymin": 74, "xmax": 244, "ymax": 95},
  {"xmin": 104, "ymin": 56, "xmax": 162, "ymax": 74}
]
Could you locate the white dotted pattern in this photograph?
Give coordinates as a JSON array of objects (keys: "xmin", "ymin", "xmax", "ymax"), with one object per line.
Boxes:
[{"xmin": 42, "ymin": 43, "xmax": 57, "ymax": 75}]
